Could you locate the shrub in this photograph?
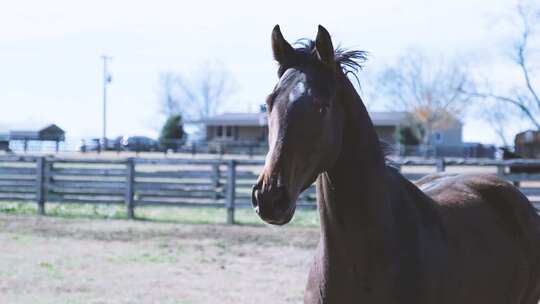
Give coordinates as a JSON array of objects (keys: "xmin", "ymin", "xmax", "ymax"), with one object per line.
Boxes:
[{"xmin": 159, "ymin": 115, "xmax": 185, "ymax": 150}]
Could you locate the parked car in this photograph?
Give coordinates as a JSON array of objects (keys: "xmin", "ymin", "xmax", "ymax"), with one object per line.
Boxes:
[
  {"xmin": 121, "ymin": 136, "xmax": 161, "ymax": 152},
  {"xmin": 104, "ymin": 136, "xmax": 123, "ymax": 151},
  {"xmin": 0, "ymin": 139, "xmax": 10, "ymax": 152},
  {"xmin": 78, "ymin": 138, "xmax": 100, "ymax": 152},
  {"xmin": 78, "ymin": 137, "xmax": 122, "ymax": 152}
]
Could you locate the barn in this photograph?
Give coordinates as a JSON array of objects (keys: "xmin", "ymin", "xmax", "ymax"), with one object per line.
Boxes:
[{"xmin": 0, "ymin": 124, "xmax": 66, "ymax": 152}]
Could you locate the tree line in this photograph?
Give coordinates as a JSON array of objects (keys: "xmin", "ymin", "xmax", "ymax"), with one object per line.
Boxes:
[{"xmin": 376, "ymin": 1, "xmax": 539, "ymax": 147}]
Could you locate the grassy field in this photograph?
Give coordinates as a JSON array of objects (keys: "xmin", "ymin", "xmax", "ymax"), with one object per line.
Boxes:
[
  {"xmin": 0, "ymin": 202, "xmax": 319, "ymax": 227},
  {"xmin": 0, "ymin": 203, "xmax": 320, "ymax": 304}
]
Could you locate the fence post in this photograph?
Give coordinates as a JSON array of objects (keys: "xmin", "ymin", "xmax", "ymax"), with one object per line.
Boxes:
[
  {"xmin": 497, "ymin": 164, "xmax": 505, "ymax": 178},
  {"xmin": 212, "ymin": 163, "xmax": 221, "ymax": 199},
  {"xmin": 36, "ymin": 157, "xmax": 47, "ymax": 215},
  {"xmin": 436, "ymin": 158, "xmax": 446, "ymax": 173},
  {"xmin": 225, "ymin": 160, "xmax": 236, "ymax": 225},
  {"xmin": 125, "ymin": 157, "xmax": 135, "ymax": 219}
]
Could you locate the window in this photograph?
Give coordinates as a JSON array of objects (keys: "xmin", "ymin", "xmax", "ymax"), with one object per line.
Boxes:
[
  {"xmin": 216, "ymin": 126, "xmax": 233, "ymax": 138},
  {"xmin": 434, "ymin": 132, "xmax": 443, "ymax": 143}
]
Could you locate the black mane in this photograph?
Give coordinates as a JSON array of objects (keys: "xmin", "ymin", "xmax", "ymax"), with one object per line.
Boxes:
[{"xmin": 292, "ymin": 39, "xmax": 368, "ymax": 79}]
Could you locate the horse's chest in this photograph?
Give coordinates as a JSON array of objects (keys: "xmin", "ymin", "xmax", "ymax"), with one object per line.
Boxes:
[{"xmin": 304, "ymin": 247, "xmax": 398, "ymax": 304}]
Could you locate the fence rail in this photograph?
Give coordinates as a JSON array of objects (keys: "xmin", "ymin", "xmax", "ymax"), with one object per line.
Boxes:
[{"xmin": 2, "ymin": 155, "xmax": 540, "ymax": 224}]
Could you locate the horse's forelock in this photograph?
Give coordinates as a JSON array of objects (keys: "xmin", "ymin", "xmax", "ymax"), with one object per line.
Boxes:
[{"xmin": 288, "ymin": 39, "xmax": 368, "ymax": 78}]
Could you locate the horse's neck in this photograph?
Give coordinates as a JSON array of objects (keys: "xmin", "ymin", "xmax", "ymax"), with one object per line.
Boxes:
[
  {"xmin": 315, "ymin": 74, "xmax": 395, "ymax": 287},
  {"xmin": 319, "ymin": 73, "xmax": 391, "ymax": 234}
]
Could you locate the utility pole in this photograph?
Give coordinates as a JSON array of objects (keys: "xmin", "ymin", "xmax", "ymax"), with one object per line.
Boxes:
[{"xmin": 101, "ymin": 55, "xmax": 112, "ymax": 148}]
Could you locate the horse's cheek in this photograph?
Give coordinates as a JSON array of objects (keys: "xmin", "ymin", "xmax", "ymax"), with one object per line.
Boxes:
[{"xmin": 322, "ymin": 111, "xmax": 343, "ymax": 168}]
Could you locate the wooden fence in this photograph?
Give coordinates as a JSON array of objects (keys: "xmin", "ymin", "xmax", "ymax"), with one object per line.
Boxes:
[{"xmin": 1, "ymin": 155, "xmax": 540, "ymax": 224}]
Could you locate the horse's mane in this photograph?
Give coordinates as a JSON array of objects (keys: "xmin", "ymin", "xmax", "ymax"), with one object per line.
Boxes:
[{"xmin": 293, "ymin": 39, "xmax": 368, "ymax": 82}]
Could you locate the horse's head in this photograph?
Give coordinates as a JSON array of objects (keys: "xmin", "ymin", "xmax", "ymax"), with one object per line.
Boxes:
[{"xmin": 252, "ymin": 25, "xmax": 347, "ymax": 225}]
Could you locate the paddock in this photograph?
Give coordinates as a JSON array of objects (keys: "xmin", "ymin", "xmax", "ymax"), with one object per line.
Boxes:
[
  {"xmin": 3, "ymin": 154, "xmax": 540, "ymax": 303},
  {"xmin": 0, "ymin": 213, "xmax": 317, "ymax": 304}
]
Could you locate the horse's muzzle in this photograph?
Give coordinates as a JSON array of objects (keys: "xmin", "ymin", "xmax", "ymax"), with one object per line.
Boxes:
[{"xmin": 251, "ymin": 181, "xmax": 294, "ymax": 225}]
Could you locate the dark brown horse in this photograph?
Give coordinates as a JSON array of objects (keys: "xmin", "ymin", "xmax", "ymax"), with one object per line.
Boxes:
[{"xmin": 251, "ymin": 25, "xmax": 540, "ymax": 304}]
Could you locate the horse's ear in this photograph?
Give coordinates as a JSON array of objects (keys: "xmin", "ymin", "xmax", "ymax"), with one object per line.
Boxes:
[
  {"xmin": 271, "ymin": 25, "xmax": 295, "ymax": 65},
  {"xmin": 315, "ymin": 25, "xmax": 335, "ymax": 66}
]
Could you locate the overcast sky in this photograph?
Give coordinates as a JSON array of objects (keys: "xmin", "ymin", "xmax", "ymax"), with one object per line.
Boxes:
[{"xmin": 0, "ymin": 0, "xmax": 532, "ymax": 144}]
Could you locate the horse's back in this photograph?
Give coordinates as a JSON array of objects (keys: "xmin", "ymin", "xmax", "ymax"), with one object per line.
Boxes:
[
  {"xmin": 415, "ymin": 172, "xmax": 540, "ymax": 304},
  {"xmin": 416, "ymin": 173, "xmax": 539, "ymax": 238}
]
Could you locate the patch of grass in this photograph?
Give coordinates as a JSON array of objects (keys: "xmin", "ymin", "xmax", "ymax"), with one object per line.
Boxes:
[
  {"xmin": 136, "ymin": 206, "xmax": 230, "ymax": 225},
  {"xmin": 114, "ymin": 251, "xmax": 180, "ymax": 264},
  {"xmin": 38, "ymin": 261, "xmax": 63, "ymax": 279},
  {"xmin": 0, "ymin": 202, "xmax": 37, "ymax": 215},
  {"xmin": 0, "ymin": 201, "xmax": 319, "ymax": 227},
  {"xmin": 46, "ymin": 204, "xmax": 129, "ymax": 220},
  {"xmin": 10, "ymin": 234, "xmax": 32, "ymax": 244},
  {"xmin": 136, "ymin": 206, "xmax": 319, "ymax": 227},
  {"xmin": 134, "ymin": 252, "xmax": 179, "ymax": 264},
  {"xmin": 0, "ymin": 202, "xmax": 129, "ymax": 221}
]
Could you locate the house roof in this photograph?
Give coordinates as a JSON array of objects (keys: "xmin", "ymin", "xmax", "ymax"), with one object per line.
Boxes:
[
  {"xmin": 202, "ymin": 111, "xmax": 409, "ymax": 127},
  {"xmin": 370, "ymin": 111, "xmax": 408, "ymax": 126},
  {"xmin": 202, "ymin": 113, "xmax": 267, "ymax": 126},
  {"xmin": 0, "ymin": 123, "xmax": 65, "ymax": 141}
]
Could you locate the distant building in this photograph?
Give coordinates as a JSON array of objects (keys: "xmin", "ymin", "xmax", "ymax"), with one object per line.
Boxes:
[
  {"xmin": 429, "ymin": 123, "xmax": 463, "ymax": 146},
  {"xmin": 8, "ymin": 124, "xmax": 65, "ymax": 142},
  {"xmin": 0, "ymin": 123, "xmax": 66, "ymax": 152},
  {"xmin": 202, "ymin": 111, "xmax": 463, "ymax": 146},
  {"xmin": 515, "ymin": 130, "xmax": 540, "ymax": 158},
  {"xmin": 203, "ymin": 113, "xmax": 268, "ymax": 145}
]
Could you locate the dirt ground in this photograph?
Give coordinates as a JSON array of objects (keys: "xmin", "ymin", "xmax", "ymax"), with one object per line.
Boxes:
[{"xmin": 0, "ymin": 215, "xmax": 319, "ymax": 304}]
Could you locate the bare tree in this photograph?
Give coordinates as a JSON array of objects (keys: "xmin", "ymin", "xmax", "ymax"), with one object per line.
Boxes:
[
  {"xmin": 376, "ymin": 50, "xmax": 474, "ymax": 145},
  {"xmin": 469, "ymin": 2, "xmax": 540, "ymax": 131},
  {"xmin": 175, "ymin": 63, "xmax": 235, "ymax": 121},
  {"xmin": 482, "ymin": 101, "xmax": 513, "ymax": 147},
  {"xmin": 157, "ymin": 63, "xmax": 235, "ymax": 121},
  {"xmin": 158, "ymin": 72, "xmax": 181, "ymax": 118}
]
